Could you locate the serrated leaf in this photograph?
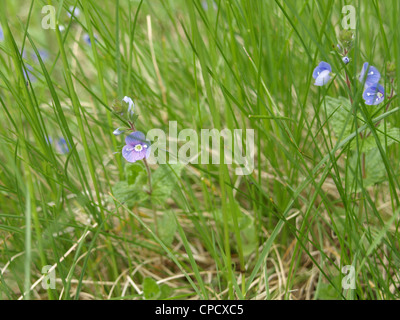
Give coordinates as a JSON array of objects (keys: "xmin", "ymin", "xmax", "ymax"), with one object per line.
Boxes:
[
  {"xmin": 143, "ymin": 277, "xmax": 161, "ymax": 300},
  {"xmin": 112, "ymin": 179, "xmax": 148, "ymax": 207},
  {"xmin": 323, "ymin": 96, "xmax": 355, "ymax": 140},
  {"xmin": 354, "ymin": 126, "xmax": 400, "ymax": 153},
  {"xmin": 151, "ymin": 164, "xmax": 184, "ymax": 205},
  {"xmin": 157, "ymin": 211, "xmax": 177, "ymax": 246}
]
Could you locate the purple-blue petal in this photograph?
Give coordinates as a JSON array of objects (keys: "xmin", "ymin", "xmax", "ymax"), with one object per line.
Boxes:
[
  {"xmin": 122, "ymin": 145, "xmax": 148, "ymax": 163},
  {"xmin": 32, "ymin": 50, "xmax": 49, "ymax": 64},
  {"xmin": 57, "ymin": 138, "xmax": 69, "ymax": 154},
  {"xmin": 23, "ymin": 64, "xmax": 36, "ymax": 82},
  {"xmin": 363, "ymin": 84, "xmax": 385, "ymax": 105},
  {"xmin": 314, "ymin": 70, "xmax": 331, "ymax": 86},
  {"xmin": 359, "ymin": 62, "xmax": 381, "ymax": 87},
  {"xmin": 145, "ymin": 145, "xmax": 152, "ymax": 159},
  {"xmin": 125, "ymin": 131, "xmax": 149, "ymax": 147},
  {"xmin": 312, "ymin": 61, "xmax": 332, "ymax": 79}
]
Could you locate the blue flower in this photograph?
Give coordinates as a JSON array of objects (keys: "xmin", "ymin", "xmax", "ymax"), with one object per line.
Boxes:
[
  {"xmin": 202, "ymin": 1, "xmax": 217, "ymax": 11},
  {"xmin": 67, "ymin": 6, "xmax": 81, "ymax": 18},
  {"xmin": 56, "ymin": 138, "xmax": 70, "ymax": 154},
  {"xmin": 23, "ymin": 64, "xmax": 36, "ymax": 82},
  {"xmin": 122, "ymin": 131, "xmax": 151, "ymax": 163},
  {"xmin": 83, "ymin": 33, "xmax": 98, "ymax": 46},
  {"xmin": 362, "ymin": 84, "xmax": 385, "ymax": 105},
  {"xmin": 342, "ymin": 56, "xmax": 350, "ymax": 65},
  {"xmin": 31, "ymin": 50, "xmax": 49, "ymax": 64},
  {"xmin": 45, "ymin": 136, "xmax": 70, "ymax": 154},
  {"xmin": 83, "ymin": 33, "xmax": 91, "ymax": 45},
  {"xmin": 45, "ymin": 136, "xmax": 53, "ymax": 145},
  {"xmin": 359, "ymin": 62, "xmax": 380, "ymax": 87},
  {"xmin": 312, "ymin": 61, "xmax": 332, "ymax": 86},
  {"xmin": 0, "ymin": 24, "xmax": 4, "ymax": 41}
]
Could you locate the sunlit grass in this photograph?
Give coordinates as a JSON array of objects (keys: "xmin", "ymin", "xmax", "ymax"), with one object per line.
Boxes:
[{"xmin": 0, "ymin": 0, "xmax": 400, "ymax": 300}]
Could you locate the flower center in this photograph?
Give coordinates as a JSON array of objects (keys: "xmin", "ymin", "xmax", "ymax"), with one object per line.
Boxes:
[{"xmin": 134, "ymin": 144, "xmax": 143, "ymax": 152}]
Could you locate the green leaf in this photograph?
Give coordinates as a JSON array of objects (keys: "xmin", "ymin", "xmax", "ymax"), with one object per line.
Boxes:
[
  {"xmin": 143, "ymin": 277, "xmax": 161, "ymax": 300},
  {"xmin": 159, "ymin": 284, "xmax": 173, "ymax": 300},
  {"xmin": 112, "ymin": 179, "xmax": 148, "ymax": 207},
  {"xmin": 125, "ymin": 162, "xmax": 146, "ymax": 185},
  {"xmin": 151, "ymin": 164, "xmax": 184, "ymax": 205},
  {"xmin": 323, "ymin": 96, "xmax": 400, "ymax": 152},
  {"xmin": 323, "ymin": 96, "xmax": 355, "ymax": 140},
  {"xmin": 157, "ymin": 211, "xmax": 177, "ymax": 246},
  {"xmin": 346, "ymin": 148, "xmax": 387, "ymax": 192},
  {"xmin": 355, "ymin": 126, "xmax": 400, "ymax": 153},
  {"xmin": 214, "ymin": 208, "xmax": 258, "ymax": 257},
  {"xmin": 317, "ymin": 276, "xmax": 342, "ymax": 300}
]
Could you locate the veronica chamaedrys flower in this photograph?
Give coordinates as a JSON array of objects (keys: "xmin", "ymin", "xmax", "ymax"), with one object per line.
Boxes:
[
  {"xmin": 83, "ymin": 33, "xmax": 98, "ymax": 46},
  {"xmin": 362, "ymin": 84, "xmax": 385, "ymax": 105},
  {"xmin": 359, "ymin": 62, "xmax": 381, "ymax": 87},
  {"xmin": 342, "ymin": 57, "xmax": 350, "ymax": 65},
  {"xmin": 31, "ymin": 50, "xmax": 49, "ymax": 64},
  {"xmin": 202, "ymin": 0, "xmax": 217, "ymax": 10},
  {"xmin": 122, "ymin": 131, "xmax": 151, "ymax": 163},
  {"xmin": 56, "ymin": 138, "xmax": 70, "ymax": 154},
  {"xmin": 83, "ymin": 33, "xmax": 91, "ymax": 45},
  {"xmin": 67, "ymin": 6, "xmax": 81, "ymax": 18},
  {"xmin": 23, "ymin": 64, "xmax": 36, "ymax": 82},
  {"xmin": 312, "ymin": 61, "xmax": 332, "ymax": 86},
  {"xmin": 45, "ymin": 136, "xmax": 53, "ymax": 145},
  {"xmin": 123, "ymin": 96, "xmax": 135, "ymax": 117},
  {"xmin": 0, "ymin": 24, "xmax": 4, "ymax": 41}
]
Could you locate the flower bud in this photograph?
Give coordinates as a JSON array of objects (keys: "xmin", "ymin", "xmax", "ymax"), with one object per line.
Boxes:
[
  {"xmin": 386, "ymin": 61, "xmax": 396, "ymax": 78},
  {"xmin": 342, "ymin": 56, "xmax": 350, "ymax": 64},
  {"xmin": 113, "ymin": 128, "xmax": 125, "ymax": 136},
  {"xmin": 112, "ymin": 99, "xmax": 123, "ymax": 114}
]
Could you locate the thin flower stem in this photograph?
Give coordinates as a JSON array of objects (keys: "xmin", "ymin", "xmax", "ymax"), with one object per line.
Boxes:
[
  {"xmin": 342, "ymin": 50, "xmax": 367, "ymax": 181},
  {"xmin": 128, "ymin": 120, "xmax": 157, "ymax": 235},
  {"xmin": 362, "ymin": 152, "xmax": 366, "ymax": 179},
  {"xmin": 143, "ymin": 158, "xmax": 158, "ymax": 236},
  {"xmin": 346, "ymin": 72, "xmax": 353, "ymax": 105},
  {"xmin": 343, "ymin": 49, "xmax": 354, "ymax": 105},
  {"xmin": 143, "ymin": 158, "xmax": 153, "ymax": 194}
]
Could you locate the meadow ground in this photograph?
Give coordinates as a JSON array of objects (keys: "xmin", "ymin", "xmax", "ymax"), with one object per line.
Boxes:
[{"xmin": 0, "ymin": 0, "xmax": 400, "ymax": 300}]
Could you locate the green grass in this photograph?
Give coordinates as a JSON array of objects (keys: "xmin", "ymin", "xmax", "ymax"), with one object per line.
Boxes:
[{"xmin": 0, "ymin": 0, "xmax": 400, "ymax": 300}]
